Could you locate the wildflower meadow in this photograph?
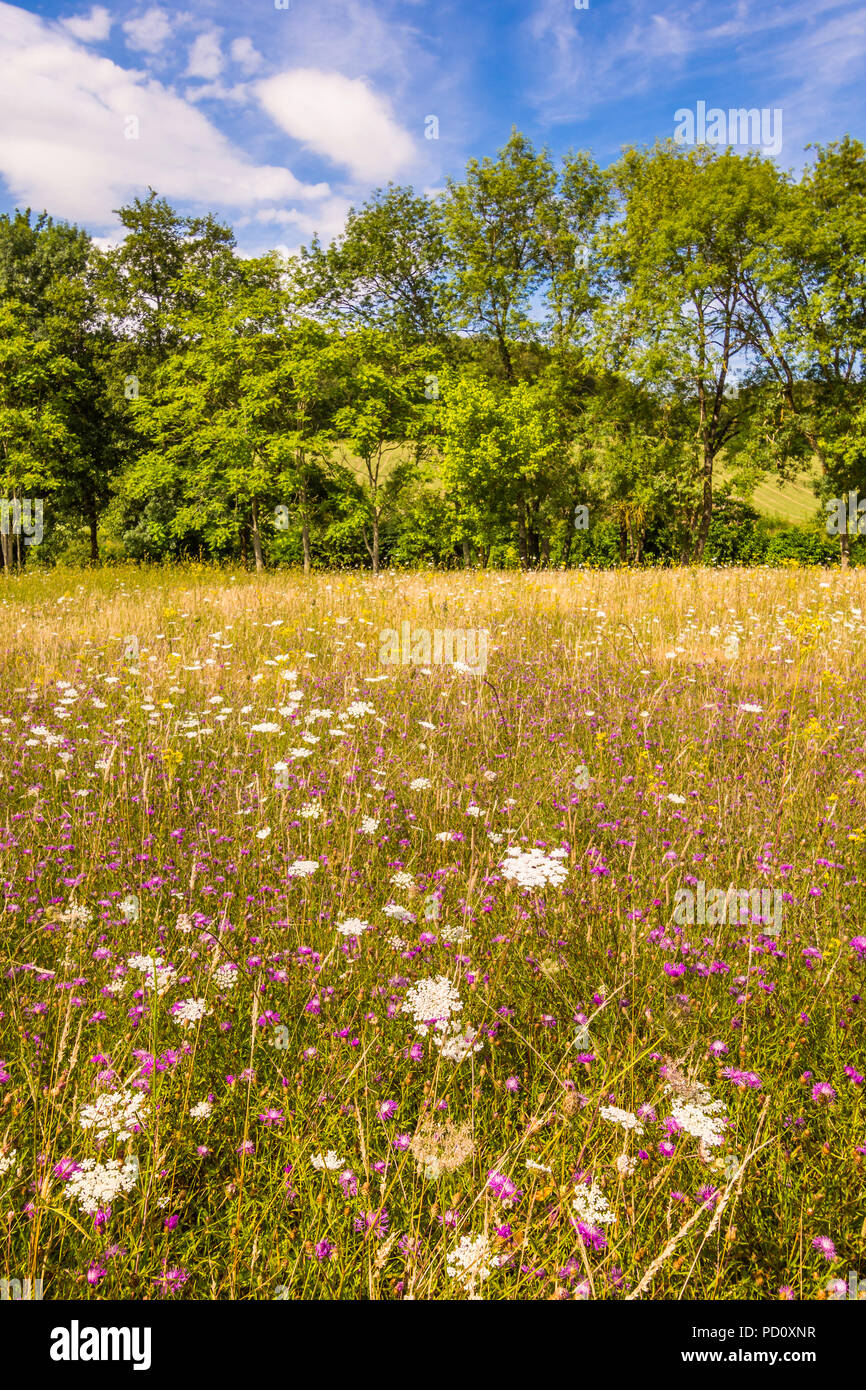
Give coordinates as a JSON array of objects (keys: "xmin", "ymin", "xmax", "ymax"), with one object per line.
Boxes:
[{"xmin": 1, "ymin": 562, "xmax": 863, "ymax": 1310}]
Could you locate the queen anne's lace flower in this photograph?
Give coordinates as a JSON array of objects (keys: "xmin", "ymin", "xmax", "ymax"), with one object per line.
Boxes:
[
  {"xmin": 286, "ymin": 860, "xmax": 319, "ymax": 879},
  {"xmin": 310, "ymin": 1151, "xmax": 344, "ymax": 1171},
  {"xmin": 571, "ymin": 1181, "xmax": 615, "ymax": 1226},
  {"xmin": 599, "ymin": 1105, "xmax": 644, "ymax": 1135},
  {"xmin": 401, "ymin": 976, "xmax": 463, "ymax": 1036},
  {"xmin": 64, "ymin": 1157, "xmax": 138, "ymax": 1215},
  {"xmin": 336, "ymin": 918, "xmax": 370, "ymax": 936},
  {"xmin": 447, "ymin": 1234, "xmax": 498, "ymax": 1295},
  {"xmin": 80, "ymin": 1088, "xmax": 146, "ymax": 1142},
  {"xmin": 127, "ymin": 954, "xmax": 175, "ymax": 996},
  {"xmin": 498, "ymin": 847, "xmax": 569, "ymax": 890},
  {"xmin": 171, "ymin": 998, "xmax": 211, "ymax": 1030}
]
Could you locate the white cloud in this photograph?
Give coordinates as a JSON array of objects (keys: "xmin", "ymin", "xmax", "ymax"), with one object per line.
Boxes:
[
  {"xmin": 256, "ymin": 68, "xmax": 416, "ymax": 182},
  {"xmin": 60, "ymin": 6, "xmax": 112, "ymax": 42},
  {"xmin": 122, "ymin": 6, "xmax": 173, "ymax": 54},
  {"xmin": 0, "ymin": 4, "xmax": 331, "ymax": 230},
  {"xmin": 230, "ymin": 37, "xmax": 263, "ymax": 76},
  {"xmin": 186, "ymin": 32, "xmax": 223, "ymax": 81}
]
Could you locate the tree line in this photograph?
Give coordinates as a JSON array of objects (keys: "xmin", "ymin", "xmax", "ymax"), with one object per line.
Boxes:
[{"xmin": 1, "ymin": 130, "xmax": 864, "ymax": 572}]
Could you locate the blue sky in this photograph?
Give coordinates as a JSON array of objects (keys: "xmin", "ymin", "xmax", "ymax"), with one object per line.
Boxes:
[{"xmin": 1, "ymin": 0, "xmax": 864, "ymax": 253}]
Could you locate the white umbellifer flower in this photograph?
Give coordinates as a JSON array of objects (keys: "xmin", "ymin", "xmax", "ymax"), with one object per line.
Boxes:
[
  {"xmin": 441, "ymin": 922, "xmax": 470, "ymax": 945},
  {"xmin": 435, "ymin": 830, "xmax": 455, "ymax": 842},
  {"xmin": 390, "ymin": 871, "xmax": 414, "ymax": 890},
  {"xmin": 58, "ymin": 899, "xmax": 92, "ymax": 928},
  {"xmin": 0, "ymin": 1148, "xmax": 20, "ymax": 1178},
  {"xmin": 360, "ymin": 817, "xmax": 379, "ymax": 835},
  {"xmin": 289, "ymin": 747, "xmax": 313, "ymax": 759},
  {"xmin": 286, "ymin": 859, "xmax": 319, "ymax": 878},
  {"xmin": 345, "ymin": 701, "xmax": 375, "ymax": 718},
  {"xmin": 571, "ymin": 1181, "xmax": 615, "ymax": 1226},
  {"xmin": 170, "ymin": 997, "xmax": 211, "ymax": 1030},
  {"xmin": 336, "ymin": 918, "xmax": 370, "ymax": 936},
  {"xmin": 190, "ymin": 1100, "xmax": 212, "ymax": 1120},
  {"xmin": 667, "ymin": 794, "xmax": 686, "ymax": 804},
  {"xmin": 80, "ymin": 1088, "xmax": 146, "ymax": 1142},
  {"xmin": 409, "ymin": 778, "xmax": 432, "ymax": 790},
  {"xmin": 498, "ymin": 847, "xmax": 569, "ymax": 890},
  {"xmin": 389, "ymin": 935, "xmax": 408, "ymax": 950},
  {"xmin": 127, "ymin": 954, "xmax": 175, "ymax": 996},
  {"xmin": 738, "ymin": 703, "xmax": 763, "ymax": 714},
  {"xmin": 120, "ymin": 894, "xmax": 140, "ymax": 923},
  {"xmin": 256, "ymin": 827, "xmax": 271, "ymax": 840},
  {"xmin": 615, "ymin": 1154, "xmax": 636, "ymax": 1176},
  {"xmin": 465, "ymin": 804, "xmax": 482, "ymax": 818},
  {"xmin": 213, "ymin": 963, "xmax": 238, "ymax": 990},
  {"xmin": 175, "ymin": 912, "xmax": 193, "ymax": 934},
  {"xmin": 446, "ymin": 1234, "xmax": 498, "ymax": 1294},
  {"xmin": 436, "ymin": 1024, "xmax": 483, "ymax": 1064},
  {"xmin": 599, "ymin": 1105, "xmax": 644, "ymax": 1135},
  {"xmin": 525, "ymin": 1159, "xmax": 551, "ymax": 1173},
  {"xmin": 250, "ymin": 723, "xmax": 281, "ymax": 734},
  {"xmin": 299, "ymin": 802, "xmax": 321, "ymax": 819},
  {"xmin": 305, "ymin": 709, "xmax": 333, "ymax": 724},
  {"xmin": 310, "ymin": 1151, "xmax": 344, "ymax": 1171},
  {"xmin": 64, "ymin": 1157, "xmax": 138, "ymax": 1216},
  {"xmin": 670, "ymin": 1091, "xmax": 727, "ymax": 1148},
  {"xmin": 402, "ymin": 975, "xmax": 463, "ymax": 1036},
  {"xmin": 383, "ymin": 903, "xmax": 415, "ymax": 923}
]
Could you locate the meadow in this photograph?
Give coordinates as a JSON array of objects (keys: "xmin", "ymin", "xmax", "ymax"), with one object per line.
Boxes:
[{"xmin": 1, "ymin": 563, "xmax": 864, "ymax": 1301}]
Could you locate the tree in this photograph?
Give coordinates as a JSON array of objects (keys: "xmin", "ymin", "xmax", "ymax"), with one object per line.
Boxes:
[
  {"xmin": 299, "ymin": 184, "xmax": 450, "ymax": 343},
  {"xmin": 442, "ymin": 130, "xmax": 557, "ymax": 382},
  {"xmin": 331, "ymin": 330, "xmax": 436, "ymax": 575},
  {"xmin": 599, "ymin": 143, "xmax": 777, "ymax": 559},
  {"xmin": 737, "ymin": 136, "xmax": 866, "ymax": 564},
  {"xmin": 123, "ymin": 253, "xmax": 287, "ymax": 570}
]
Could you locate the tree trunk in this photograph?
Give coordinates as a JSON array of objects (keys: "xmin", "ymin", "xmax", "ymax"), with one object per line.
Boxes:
[
  {"xmin": 840, "ymin": 529, "xmax": 850, "ymax": 569},
  {"xmin": 694, "ymin": 444, "xmax": 714, "ymax": 561},
  {"xmin": 250, "ymin": 499, "xmax": 264, "ymax": 573},
  {"xmin": 619, "ymin": 513, "xmax": 627, "ymax": 563},
  {"xmin": 371, "ymin": 510, "xmax": 379, "ymax": 576},
  {"xmin": 517, "ymin": 508, "xmax": 529, "ymax": 569},
  {"xmin": 88, "ymin": 496, "xmax": 99, "ymax": 563},
  {"xmin": 240, "ymin": 525, "xmax": 248, "ymax": 569},
  {"xmin": 462, "ymin": 539, "xmax": 471, "ymax": 569},
  {"xmin": 540, "ymin": 529, "xmax": 550, "ymax": 569}
]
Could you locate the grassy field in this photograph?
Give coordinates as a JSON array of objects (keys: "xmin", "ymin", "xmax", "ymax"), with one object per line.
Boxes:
[
  {"xmin": 0, "ymin": 564, "xmax": 864, "ymax": 1301},
  {"xmin": 748, "ymin": 472, "xmax": 822, "ymax": 525}
]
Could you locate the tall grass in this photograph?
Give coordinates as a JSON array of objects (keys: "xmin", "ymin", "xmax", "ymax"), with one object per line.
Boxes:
[{"xmin": 1, "ymin": 564, "xmax": 863, "ymax": 1299}]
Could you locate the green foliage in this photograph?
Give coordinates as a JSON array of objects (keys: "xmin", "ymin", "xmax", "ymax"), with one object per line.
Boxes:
[{"xmin": 1, "ymin": 133, "xmax": 864, "ymax": 571}]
